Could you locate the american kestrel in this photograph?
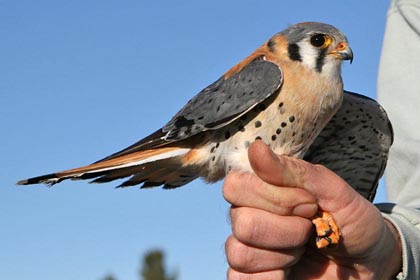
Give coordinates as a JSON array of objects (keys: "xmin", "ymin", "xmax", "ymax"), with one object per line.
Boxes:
[{"xmin": 18, "ymin": 22, "xmax": 393, "ymax": 248}]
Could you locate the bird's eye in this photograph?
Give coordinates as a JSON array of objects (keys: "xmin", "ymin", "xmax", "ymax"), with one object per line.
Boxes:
[{"xmin": 310, "ymin": 34, "xmax": 328, "ymax": 48}]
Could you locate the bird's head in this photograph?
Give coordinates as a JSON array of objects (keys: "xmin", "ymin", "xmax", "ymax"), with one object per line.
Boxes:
[{"xmin": 275, "ymin": 22, "xmax": 353, "ymax": 78}]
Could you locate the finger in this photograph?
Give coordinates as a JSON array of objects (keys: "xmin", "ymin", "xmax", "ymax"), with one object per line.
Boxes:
[
  {"xmin": 227, "ymin": 267, "xmax": 287, "ymax": 280},
  {"xmin": 223, "ymin": 172, "xmax": 317, "ymax": 218},
  {"xmin": 225, "ymin": 235, "xmax": 304, "ymax": 273},
  {"xmin": 248, "ymin": 140, "xmax": 358, "ymax": 206},
  {"xmin": 230, "ymin": 207, "xmax": 313, "ymax": 249},
  {"xmin": 248, "ymin": 140, "xmax": 310, "ymax": 188}
]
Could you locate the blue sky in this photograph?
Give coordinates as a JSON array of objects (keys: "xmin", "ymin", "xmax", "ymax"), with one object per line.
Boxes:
[{"xmin": 1, "ymin": 1, "xmax": 390, "ymax": 279}]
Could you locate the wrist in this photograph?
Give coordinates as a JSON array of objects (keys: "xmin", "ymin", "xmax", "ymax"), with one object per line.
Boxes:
[{"xmin": 375, "ymin": 219, "xmax": 402, "ymax": 279}]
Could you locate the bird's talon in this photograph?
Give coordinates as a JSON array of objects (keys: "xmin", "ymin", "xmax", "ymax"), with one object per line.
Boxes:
[
  {"xmin": 321, "ymin": 228, "xmax": 333, "ymax": 237},
  {"xmin": 316, "ymin": 237, "xmax": 331, "ymax": 249},
  {"xmin": 312, "ymin": 210, "xmax": 340, "ymax": 249}
]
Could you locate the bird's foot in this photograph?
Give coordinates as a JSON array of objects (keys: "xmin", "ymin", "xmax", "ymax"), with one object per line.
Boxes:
[{"xmin": 312, "ymin": 210, "xmax": 340, "ymax": 249}]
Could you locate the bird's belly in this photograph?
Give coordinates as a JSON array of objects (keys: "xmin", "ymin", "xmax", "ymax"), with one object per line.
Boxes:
[{"xmin": 193, "ymin": 100, "xmax": 311, "ymax": 182}]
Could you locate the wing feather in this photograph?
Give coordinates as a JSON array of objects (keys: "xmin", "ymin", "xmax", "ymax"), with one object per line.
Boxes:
[
  {"xmin": 96, "ymin": 57, "xmax": 283, "ymax": 162},
  {"xmin": 304, "ymin": 91, "xmax": 394, "ymax": 201},
  {"xmin": 162, "ymin": 58, "xmax": 283, "ymax": 140}
]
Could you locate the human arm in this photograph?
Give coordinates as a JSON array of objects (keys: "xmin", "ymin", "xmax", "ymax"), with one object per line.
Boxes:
[{"xmin": 376, "ymin": 203, "xmax": 420, "ymax": 280}]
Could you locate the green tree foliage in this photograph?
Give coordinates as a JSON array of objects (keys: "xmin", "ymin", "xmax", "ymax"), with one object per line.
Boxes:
[
  {"xmin": 101, "ymin": 274, "xmax": 117, "ymax": 280},
  {"xmin": 140, "ymin": 249, "xmax": 176, "ymax": 280}
]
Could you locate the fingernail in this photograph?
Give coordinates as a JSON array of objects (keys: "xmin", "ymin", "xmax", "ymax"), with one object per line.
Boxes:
[{"xmin": 293, "ymin": 203, "xmax": 318, "ymax": 217}]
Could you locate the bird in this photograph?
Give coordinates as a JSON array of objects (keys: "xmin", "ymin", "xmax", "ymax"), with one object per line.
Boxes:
[{"xmin": 17, "ymin": 22, "xmax": 393, "ymax": 248}]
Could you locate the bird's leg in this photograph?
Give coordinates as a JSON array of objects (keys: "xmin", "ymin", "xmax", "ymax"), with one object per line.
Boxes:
[{"xmin": 311, "ymin": 210, "xmax": 340, "ymax": 248}]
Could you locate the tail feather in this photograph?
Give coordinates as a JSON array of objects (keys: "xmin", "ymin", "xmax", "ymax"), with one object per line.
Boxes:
[
  {"xmin": 116, "ymin": 160, "xmax": 198, "ymax": 188},
  {"xmin": 90, "ymin": 165, "xmax": 150, "ymax": 184},
  {"xmin": 17, "ymin": 147, "xmax": 191, "ymax": 187},
  {"xmin": 17, "ymin": 173, "xmax": 65, "ymax": 186}
]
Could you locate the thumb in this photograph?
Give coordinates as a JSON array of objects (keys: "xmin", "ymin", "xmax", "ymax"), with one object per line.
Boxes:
[
  {"xmin": 248, "ymin": 140, "xmax": 306, "ymax": 188},
  {"xmin": 248, "ymin": 140, "xmax": 358, "ymax": 210}
]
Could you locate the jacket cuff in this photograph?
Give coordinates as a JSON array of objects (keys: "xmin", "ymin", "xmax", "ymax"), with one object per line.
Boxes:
[{"xmin": 376, "ymin": 203, "xmax": 420, "ymax": 280}]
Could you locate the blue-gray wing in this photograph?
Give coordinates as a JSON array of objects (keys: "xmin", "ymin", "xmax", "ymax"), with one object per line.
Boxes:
[
  {"xmin": 94, "ymin": 58, "xmax": 282, "ymax": 162},
  {"xmin": 163, "ymin": 58, "xmax": 283, "ymax": 140},
  {"xmin": 304, "ymin": 91, "xmax": 394, "ymax": 201}
]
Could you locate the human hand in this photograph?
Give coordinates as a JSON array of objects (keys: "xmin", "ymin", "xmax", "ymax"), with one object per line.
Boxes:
[{"xmin": 223, "ymin": 141, "xmax": 402, "ymax": 279}]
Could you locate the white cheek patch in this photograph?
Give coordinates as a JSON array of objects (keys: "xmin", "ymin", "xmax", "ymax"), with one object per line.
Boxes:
[
  {"xmin": 297, "ymin": 41, "xmax": 319, "ymax": 70},
  {"xmin": 321, "ymin": 56, "xmax": 342, "ymax": 81},
  {"xmin": 296, "ymin": 42, "xmax": 342, "ymax": 82}
]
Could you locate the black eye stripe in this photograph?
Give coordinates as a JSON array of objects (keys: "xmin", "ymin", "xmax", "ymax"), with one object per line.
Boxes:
[{"xmin": 288, "ymin": 43, "xmax": 302, "ymax": 62}]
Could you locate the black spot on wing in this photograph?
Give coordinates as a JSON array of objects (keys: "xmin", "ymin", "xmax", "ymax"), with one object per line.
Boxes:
[
  {"xmin": 162, "ymin": 58, "xmax": 283, "ymax": 141},
  {"xmin": 173, "ymin": 116, "xmax": 195, "ymax": 128},
  {"xmin": 304, "ymin": 90, "xmax": 394, "ymax": 202}
]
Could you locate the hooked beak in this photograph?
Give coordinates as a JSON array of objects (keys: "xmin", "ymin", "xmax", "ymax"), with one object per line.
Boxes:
[{"xmin": 332, "ymin": 42, "xmax": 353, "ymax": 64}]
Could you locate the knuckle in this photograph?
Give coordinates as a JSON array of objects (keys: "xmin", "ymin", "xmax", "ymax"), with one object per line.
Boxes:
[
  {"xmin": 312, "ymin": 163, "xmax": 328, "ymax": 173},
  {"xmin": 225, "ymin": 236, "xmax": 252, "ymax": 271},
  {"xmin": 223, "ymin": 173, "xmax": 239, "ymax": 203},
  {"xmin": 289, "ymin": 158, "xmax": 310, "ymax": 179},
  {"xmin": 232, "ymin": 208, "xmax": 258, "ymax": 243}
]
